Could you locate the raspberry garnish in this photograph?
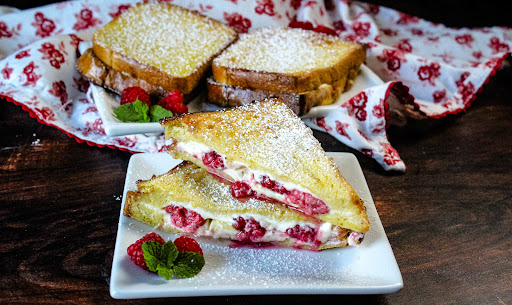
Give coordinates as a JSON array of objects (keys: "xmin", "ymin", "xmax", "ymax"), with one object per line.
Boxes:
[
  {"xmin": 285, "ymin": 190, "xmax": 330, "ymax": 215},
  {"xmin": 120, "ymin": 86, "xmax": 151, "ymax": 107},
  {"xmin": 127, "ymin": 232, "xmax": 165, "ymax": 270},
  {"xmin": 231, "ymin": 181, "xmax": 254, "ymax": 199},
  {"xmin": 157, "ymin": 90, "xmax": 188, "ymax": 114},
  {"xmin": 202, "ymin": 151, "xmax": 225, "ymax": 170},
  {"xmin": 286, "ymin": 224, "xmax": 318, "ymax": 243},
  {"xmin": 233, "ymin": 217, "xmax": 266, "ymax": 242},
  {"xmin": 174, "ymin": 236, "xmax": 203, "ymax": 255},
  {"xmin": 165, "ymin": 205, "xmax": 205, "ymax": 233}
]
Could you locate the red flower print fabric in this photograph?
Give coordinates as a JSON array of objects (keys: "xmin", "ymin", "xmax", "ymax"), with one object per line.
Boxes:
[
  {"xmin": 223, "ymin": 12, "xmax": 252, "ymax": 33},
  {"xmin": 73, "ymin": 9, "xmax": 102, "ymax": 31},
  {"xmin": 32, "ymin": 12, "xmax": 56, "ymax": 38},
  {"xmin": 0, "ymin": 0, "xmax": 510, "ymax": 171}
]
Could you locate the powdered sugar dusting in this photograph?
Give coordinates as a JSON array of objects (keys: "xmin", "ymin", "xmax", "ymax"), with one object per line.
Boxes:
[
  {"xmin": 188, "ymin": 100, "xmax": 337, "ymax": 185},
  {"xmin": 214, "ymin": 28, "xmax": 355, "ymax": 73},
  {"xmin": 94, "ymin": 3, "xmax": 237, "ymax": 77},
  {"xmin": 189, "ymin": 242, "xmax": 357, "ymax": 287}
]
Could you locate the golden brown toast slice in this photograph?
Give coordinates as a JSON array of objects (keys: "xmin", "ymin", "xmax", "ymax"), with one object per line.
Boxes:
[
  {"xmin": 161, "ymin": 99, "xmax": 369, "ymax": 233},
  {"xmin": 92, "ymin": 2, "xmax": 237, "ymax": 94},
  {"xmin": 77, "ymin": 48, "xmax": 199, "ymax": 102},
  {"xmin": 124, "ymin": 162, "xmax": 362, "ymax": 250},
  {"xmin": 206, "ymin": 77, "xmax": 345, "ymax": 116},
  {"xmin": 212, "ymin": 28, "xmax": 365, "ymax": 93}
]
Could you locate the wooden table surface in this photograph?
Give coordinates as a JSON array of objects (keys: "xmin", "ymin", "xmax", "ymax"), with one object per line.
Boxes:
[{"xmin": 1, "ymin": 1, "xmax": 511, "ymax": 304}]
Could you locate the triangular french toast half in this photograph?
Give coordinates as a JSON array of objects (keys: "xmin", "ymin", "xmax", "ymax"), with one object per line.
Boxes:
[
  {"xmin": 160, "ymin": 99, "xmax": 369, "ymax": 233},
  {"xmin": 124, "ymin": 162, "xmax": 364, "ymax": 250}
]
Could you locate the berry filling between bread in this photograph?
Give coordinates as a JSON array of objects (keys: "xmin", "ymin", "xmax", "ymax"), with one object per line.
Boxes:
[
  {"xmin": 176, "ymin": 141, "xmax": 330, "ymax": 216},
  {"xmin": 165, "ymin": 205, "xmax": 205, "ymax": 233},
  {"xmin": 158, "ymin": 203, "xmax": 363, "ymax": 249}
]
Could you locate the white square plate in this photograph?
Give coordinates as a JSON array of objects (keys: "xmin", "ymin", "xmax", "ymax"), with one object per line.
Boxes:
[
  {"xmin": 92, "ymin": 65, "xmax": 384, "ymax": 137},
  {"xmin": 110, "ymin": 152, "xmax": 402, "ymax": 299}
]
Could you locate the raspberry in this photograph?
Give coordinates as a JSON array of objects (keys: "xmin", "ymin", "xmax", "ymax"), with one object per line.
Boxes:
[
  {"xmin": 158, "ymin": 90, "xmax": 188, "ymax": 114},
  {"xmin": 285, "ymin": 190, "xmax": 330, "ymax": 215},
  {"xmin": 202, "ymin": 151, "xmax": 225, "ymax": 169},
  {"xmin": 231, "ymin": 181, "xmax": 253, "ymax": 199},
  {"xmin": 260, "ymin": 176, "xmax": 288, "ymax": 194},
  {"xmin": 120, "ymin": 86, "xmax": 151, "ymax": 107},
  {"xmin": 260, "ymin": 176, "xmax": 275, "ymax": 189},
  {"xmin": 232, "ymin": 216, "xmax": 246, "ymax": 231},
  {"xmin": 165, "ymin": 205, "xmax": 205, "ymax": 233},
  {"xmin": 286, "ymin": 225, "xmax": 317, "ymax": 243},
  {"xmin": 127, "ymin": 232, "xmax": 165, "ymax": 270},
  {"xmin": 174, "ymin": 236, "xmax": 203, "ymax": 255},
  {"xmin": 233, "ymin": 217, "xmax": 266, "ymax": 242}
]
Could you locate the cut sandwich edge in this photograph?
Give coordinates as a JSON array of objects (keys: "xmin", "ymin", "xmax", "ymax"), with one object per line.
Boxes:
[{"xmin": 123, "ymin": 162, "xmax": 363, "ymax": 250}]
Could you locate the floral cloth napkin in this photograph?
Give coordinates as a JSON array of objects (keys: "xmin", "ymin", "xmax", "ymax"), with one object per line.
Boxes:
[{"xmin": 1, "ymin": 0, "xmax": 510, "ymax": 171}]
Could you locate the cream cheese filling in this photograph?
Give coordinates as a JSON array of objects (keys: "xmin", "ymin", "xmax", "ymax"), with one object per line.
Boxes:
[
  {"xmin": 141, "ymin": 201, "xmax": 348, "ymax": 246},
  {"xmin": 175, "ymin": 141, "xmax": 321, "ymax": 211}
]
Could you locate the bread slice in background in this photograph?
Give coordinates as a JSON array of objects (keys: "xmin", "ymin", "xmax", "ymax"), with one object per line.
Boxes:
[
  {"xmin": 206, "ymin": 77, "xmax": 345, "ymax": 116},
  {"xmin": 77, "ymin": 48, "xmax": 167, "ymax": 99},
  {"xmin": 77, "ymin": 48, "xmax": 200, "ymax": 102},
  {"xmin": 161, "ymin": 99, "xmax": 370, "ymax": 233},
  {"xmin": 92, "ymin": 2, "xmax": 237, "ymax": 94},
  {"xmin": 212, "ymin": 28, "xmax": 365, "ymax": 94}
]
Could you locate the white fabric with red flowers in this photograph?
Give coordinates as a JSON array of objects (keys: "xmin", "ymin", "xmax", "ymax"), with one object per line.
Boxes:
[{"xmin": 0, "ymin": 0, "xmax": 510, "ymax": 171}]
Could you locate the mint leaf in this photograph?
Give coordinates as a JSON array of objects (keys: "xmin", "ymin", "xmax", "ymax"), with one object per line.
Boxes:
[
  {"xmin": 141, "ymin": 240, "xmax": 205, "ymax": 280},
  {"xmin": 142, "ymin": 241, "xmax": 165, "ymax": 272},
  {"xmin": 114, "ymin": 100, "xmax": 150, "ymax": 123},
  {"xmin": 156, "ymin": 265, "xmax": 174, "ymax": 280},
  {"xmin": 142, "ymin": 240, "xmax": 179, "ymax": 280},
  {"xmin": 149, "ymin": 105, "xmax": 173, "ymax": 122},
  {"xmin": 173, "ymin": 252, "xmax": 205, "ymax": 278},
  {"xmin": 161, "ymin": 240, "xmax": 179, "ymax": 267}
]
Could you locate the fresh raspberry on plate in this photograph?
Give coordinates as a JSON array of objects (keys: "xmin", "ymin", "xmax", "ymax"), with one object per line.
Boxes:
[
  {"xmin": 174, "ymin": 236, "xmax": 203, "ymax": 255},
  {"xmin": 127, "ymin": 232, "xmax": 165, "ymax": 270},
  {"xmin": 120, "ymin": 86, "xmax": 151, "ymax": 107},
  {"xmin": 158, "ymin": 90, "xmax": 189, "ymax": 114}
]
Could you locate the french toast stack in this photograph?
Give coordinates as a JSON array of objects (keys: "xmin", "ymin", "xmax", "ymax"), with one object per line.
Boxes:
[
  {"xmin": 77, "ymin": 2, "xmax": 238, "ymax": 101},
  {"xmin": 125, "ymin": 99, "xmax": 370, "ymax": 250},
  {"xmin": 207, "ymin": 28, "xmax": 366, "ymax": 115}
]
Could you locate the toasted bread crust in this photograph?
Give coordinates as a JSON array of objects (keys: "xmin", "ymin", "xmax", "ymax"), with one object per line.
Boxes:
[
  {"xmin": 77, "ymin": 48, "xmax": 167, "ymax": 99},
  {"xmin": 92, "ymin": 2, "xmax": 237, "ymax": 94},
  {"xmin": 92, "ymin": 42, "xmax": 207, "ymax": 94},
  {"xmin": 206, "ymin": 76, "xmax": 346, "ymax": 115},
  {"xmin": 77, "ymin": 48, "xmax": 202, "ymax": 101},
  {"xmin": 212, "ymin": 28, "xmax": 366, "ymax": 93}
]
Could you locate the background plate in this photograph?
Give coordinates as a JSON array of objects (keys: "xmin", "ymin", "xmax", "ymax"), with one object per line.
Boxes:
[
  {"xmin": 92, "ymin": 65, "xmax": 384, "ymax": 136},
  {"xmin": 110, "ymin": 152, "xmax": 402, "ymax": 299}
]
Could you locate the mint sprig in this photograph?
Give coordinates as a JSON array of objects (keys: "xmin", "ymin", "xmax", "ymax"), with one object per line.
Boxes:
[
  {"xmin": 113, "ymin": 100, "xmax": 173, "ymax": 123},
  {"xmin": 174, "ymin": 252, "xmax": 206, "ymax": 278},
  {"xmin": 142, "ymin": 240, "xmax": 205, "ymax": 280},
  {"xmin": 149, "ymin": 105, "xmax": 173, "ymax": 122},
  {"xmin": 114, "ymin": 99, "xmax": 150, "ymax": 123}
]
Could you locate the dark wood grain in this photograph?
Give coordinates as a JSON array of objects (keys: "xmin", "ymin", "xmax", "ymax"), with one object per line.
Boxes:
[{"xmin": 1, "ymin": 1, "xmax": 512, "ymax": 304}]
